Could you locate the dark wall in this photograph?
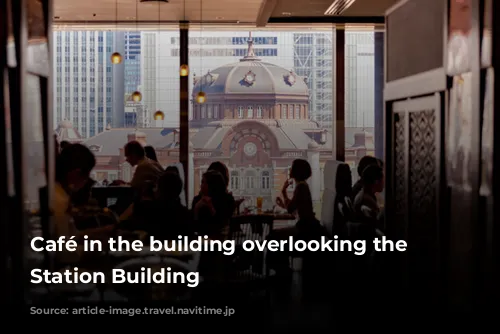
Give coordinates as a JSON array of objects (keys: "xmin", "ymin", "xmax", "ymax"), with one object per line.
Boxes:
[
  {"xmin": 374, "ymin": 31, "xmax": 384, "ymax": 160},
  {"xmin": 384, "ymin": 0, "xmax": 498, "ymax": 310}
]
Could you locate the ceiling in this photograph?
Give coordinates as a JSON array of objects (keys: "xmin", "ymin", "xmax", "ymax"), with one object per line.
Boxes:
[
  {"xmin": 271, "ymin": 0, "xmax": 399, "ymax": 17},
  {"xmin": 53, "ymin": 0, "xmax": 263, "ymax": 23},
  {"xmin": 52, "ymin": 0, "xmax": 398, "ymax": 25}
]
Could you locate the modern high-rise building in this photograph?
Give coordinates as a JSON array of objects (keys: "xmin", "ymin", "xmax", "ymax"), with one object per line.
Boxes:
[
  {"xmin": 124, "ymin": 32, "xmax": 141, "ymax": 95},
  {"xmin": 292, "ymin": 32, "xmax": 334, "ymax": 128},
  {"xmin": 345, "ymin": 32, "xmax": 375, "ymax": 128},
  {"xmin": 53, "ymin": 31, "xmax": 119, "ymax": 138},
  {"xmin": 124, "ymin": 31, "xmax": 142, "ymax": 128}
]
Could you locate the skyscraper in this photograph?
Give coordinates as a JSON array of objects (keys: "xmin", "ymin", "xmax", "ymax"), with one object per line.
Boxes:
[{"xmin": 53, "ymin": 31, "xmax": 119, "ymax": 137}]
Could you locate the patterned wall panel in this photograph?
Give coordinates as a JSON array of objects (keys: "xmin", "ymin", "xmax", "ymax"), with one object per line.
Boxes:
[
  {"xmin": 409, "ymin": 110, "xmax": 437, "ymax": 272},
  {"xmin": 394, "ymin": 112, "xmax": 407, "ymax": 228}
]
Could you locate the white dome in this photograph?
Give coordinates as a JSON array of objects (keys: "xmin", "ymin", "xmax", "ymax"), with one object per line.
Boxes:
[
  {"xmin": 193, "ymin": 35, "xmax": 308, "ymax": 98},
  {"xmin": 59, "ymin": 120, "xmax": 73, "ymax": 129}
]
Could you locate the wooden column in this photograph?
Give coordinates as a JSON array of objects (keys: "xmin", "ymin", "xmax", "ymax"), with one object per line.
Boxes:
[
  {"xmin": 335, "ymin": 27, "xmax": 345, "ymax": 162},
  {"xmin": 179, "ymin": 21, "xmax": 189, "ymax": 202},
  {"xmin": 9, "ymin": 0, "xmax": 28, "ymax": 303},
  {"xmin": 0, "ymin": 0, "xmax": 10, "ymax": 303}
]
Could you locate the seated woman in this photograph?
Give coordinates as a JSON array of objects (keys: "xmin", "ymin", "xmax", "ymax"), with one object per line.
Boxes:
[
  {"xmin": 192, "ymin": 161, "xmax": 240, "ymax": 214},
  {"xmin": 351, "ymin": 156, "xmax": 383, "ymax": 201},
  {"xmin": 353, "ymin": 164, "xmax": 384, "ymax": 226},
  {"xmin": 332, "ymin": 163, "xmax": 353, "ymax": 237},
  {"xmin": 53, "ymin": 144, "xmax": 116, "ymax": 264},
  {"xmin": 270, "ymin": 159, "xmax": 324, "ymax": 278},
  {"xmin": 118, "ymin": 180, "xmax": 157, "ymax": 231},
  {"xmin": 193, "ymin": 170, "xmax": 234, "ymax": 239},
  {"xmin": 144, "ymin": 145, "xmax": 159, "ymax": 163},
  {"xmin": 148, "ymin": 171, "xmax": 194, "ymax": 240}
]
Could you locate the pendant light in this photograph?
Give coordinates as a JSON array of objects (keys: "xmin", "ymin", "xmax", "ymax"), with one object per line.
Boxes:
[
  {"xmin": 131, "ymin": 0, "xmax": 142, "ymax": 101},
  {"xmin": 180, "ymin": 64, "xmax": 189, "ymax": 77},
  {"xmin": 111, "ymin": 0, "xmax": 122, "ymax": 64},
  {"xmin": 195, "ymin": 0, "xmax": 206, "ymax": 104},
  {"xmin": 131, "ymin": 91, "xmax": 142, "ymax": 102},
  {"xmin": 179, "ymin": 0, "xmax": 189, "ymax": 76},
  {"xmin": 154, "ymin": 110, "xmax": 165, "ymax": 120},
  {"xmin": 195, "ymin": 91, "xmax": 206, "ymax": 104}
]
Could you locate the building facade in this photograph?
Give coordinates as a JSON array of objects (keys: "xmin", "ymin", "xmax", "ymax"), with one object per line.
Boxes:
[
  {"xmin": 53, "ymin": 31, "xmax": 117, "ymax": 137},
  {"xmin": 81, "ymin": 37, "xmax": 375, "ymax": 209}
]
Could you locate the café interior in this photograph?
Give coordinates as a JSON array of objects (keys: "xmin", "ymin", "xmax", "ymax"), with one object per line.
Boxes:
[{"xmin": 1, "ymin": 0, "xmax": 500, "ymax": 321}]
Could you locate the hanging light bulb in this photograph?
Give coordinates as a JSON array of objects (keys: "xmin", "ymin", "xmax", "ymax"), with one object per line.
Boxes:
[
  {"xmin": 179, "ymin": 64, "xmax": 189, "ymax": 77},
  {"xmin": 131, "ymin": 91, "xmax": 142, "ymax": 102},
  {"xmin": 154, "ymin": 110, "xmax": 165, "ymax": 121},
  {"xmin": 111, "ymin": 52, "xmax": 122, "ymax": 64},
  {"xmin": 196, "ymin": 91, "xmax": 206, "ymax": 104}
]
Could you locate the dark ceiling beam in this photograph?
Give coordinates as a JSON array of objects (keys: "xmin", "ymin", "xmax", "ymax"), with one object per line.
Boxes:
[
  {"xmin": 268, "ymin": 16, "xmax": 384, "ymax": 24},
  {"xmin": 256, "ymin": 0, "xmax": 278, "ymax": 27}
]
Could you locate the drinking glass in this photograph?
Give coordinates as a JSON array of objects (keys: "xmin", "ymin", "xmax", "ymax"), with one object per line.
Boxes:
[{"xmin": 256, "ymin": 196, "xmax": 263, "ymax": 213}]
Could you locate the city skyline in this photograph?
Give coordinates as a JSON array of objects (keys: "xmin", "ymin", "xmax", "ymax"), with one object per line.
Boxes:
[{"xmin": 53, "ymin": 29, "xmax": 375, "ymax": 139}]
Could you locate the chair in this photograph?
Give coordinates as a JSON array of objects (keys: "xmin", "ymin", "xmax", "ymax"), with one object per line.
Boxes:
[
  {"xmin": 344, "ymin": 196, "xmax": 354, "ymax": 212},
  {"xmin": 222, "ymin": 215, "xmax": 274, "ymax": 298},
  {"xmin": 360, "ymin": 205, "xmax": 373, "ymax": 218},
  {"xmin": 338, "ymin": 202, "xmax": 345, "ymax": 217}
]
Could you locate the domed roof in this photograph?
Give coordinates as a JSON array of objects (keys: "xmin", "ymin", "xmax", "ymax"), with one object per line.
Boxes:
[
  {"xmin": 55, "ymin": 120, "xmax": 82, "ymax": 142},
  {"xmin": 193, "ymin": 33, "xmax": 308, "ymax": 97},
  {"xmin": 59, "ymin": 120, "xmax": 73, "ymax": 129}
]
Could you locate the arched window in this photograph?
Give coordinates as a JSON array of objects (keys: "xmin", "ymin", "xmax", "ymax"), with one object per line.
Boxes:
[
  {"xmin": 295, "ymin": 105, "xmax": 300, "ymax": 119},
  {"xmin": 237, "ymin": 106, "xmax": 244, "ymax": 118},
  {"xmin": 207, "ymin": 105, "xmax": 213, "ymax": 118},
  {"xmin": 282, "ymin": 105, "xmax": 287, "ymax": 119},
  {"xmin": 214, "ymin": 105, "xmax": 219, "ymax": 118},
  {"xmin": 261, "ymin": 170, "xmax": 270, "ymax": 189},
  {"xmin": 194, "ymin": 105, "xmax": 199, "ymax": 119},
  {"xmin": 230, "ymin": 170, "xmax": 239, "ymax": 190},
  {"xmin": 257, "ymin": 106, "xmax": 263, "ymax": 118},
  {"xmin": 245, "ymin": 169, "xmax": 256, "ymax": 189},
  {"xmin": 247, "ymin": 106, "xmax": 253, "ymax": 118}
]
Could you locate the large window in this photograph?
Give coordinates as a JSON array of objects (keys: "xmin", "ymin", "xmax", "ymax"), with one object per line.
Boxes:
[
  {"xmin": 52, "ymin": 28, "xmax": 180, "ymax": 184},
  {"xmin": 344, "ymin": 28, "xmax": 381, "ymax": 183},
  {"xmin": 189, "ymin": 27, "xmax": 334, "ymax": 215},
  {"xmin": 51, "ymin": 26, "xmax": 383, "ymax": 219}
]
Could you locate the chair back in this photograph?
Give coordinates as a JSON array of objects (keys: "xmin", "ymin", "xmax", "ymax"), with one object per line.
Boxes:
[
  {"xmin": 228, "ymin": 215, "xmax": 274, "ymax": 279},
  {"xmin": 321, "ymin": 160, "xmax": 352, "ymax": 235}
]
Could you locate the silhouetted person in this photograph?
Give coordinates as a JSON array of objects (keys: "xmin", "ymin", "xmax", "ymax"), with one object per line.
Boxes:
[
  {"xmin": 125, "ymin": 141, "xmax": 163, "ymax": 189},
  {"xmin": 53, "ymin": 144, "xmax": 114, "ymax": 263},
  {"xmin": 351, "ymin": 156, "xmax": 383, "ymax": 200},
  {"xmin": 165, "ymin": 165, "xmax": 179, "ymax": 174},
  {"xmin": 192, "ymin": 161, "xmax": 240, "ymax": 215},
  {"xmin": 119, "ymin": 141, "xmax": 163, "ymax": 220},
  {"xmin": 271, "ymin": 159, "xmax": 323, "ymax": 279},
  {"xmin": 148, "ymin": 171, "xmax": 193, "ymax": 240},
  {"xmin": 353, "ymin": 164, "xmax": 384, "ymax": 223},
  {"xmin": 193, "ymin": 170, "xmax": 233, "ymax": 238},
  {"xmin": 144, "ymin": 145, "xmax": 159, "ymax": 162},
  {"xmin": 60, "ymin": 140, "xmax": 71, "ymax": 151},
  {"xmin": 333, "ymin": 163, "xmax": 353, "ymax": 236}
]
